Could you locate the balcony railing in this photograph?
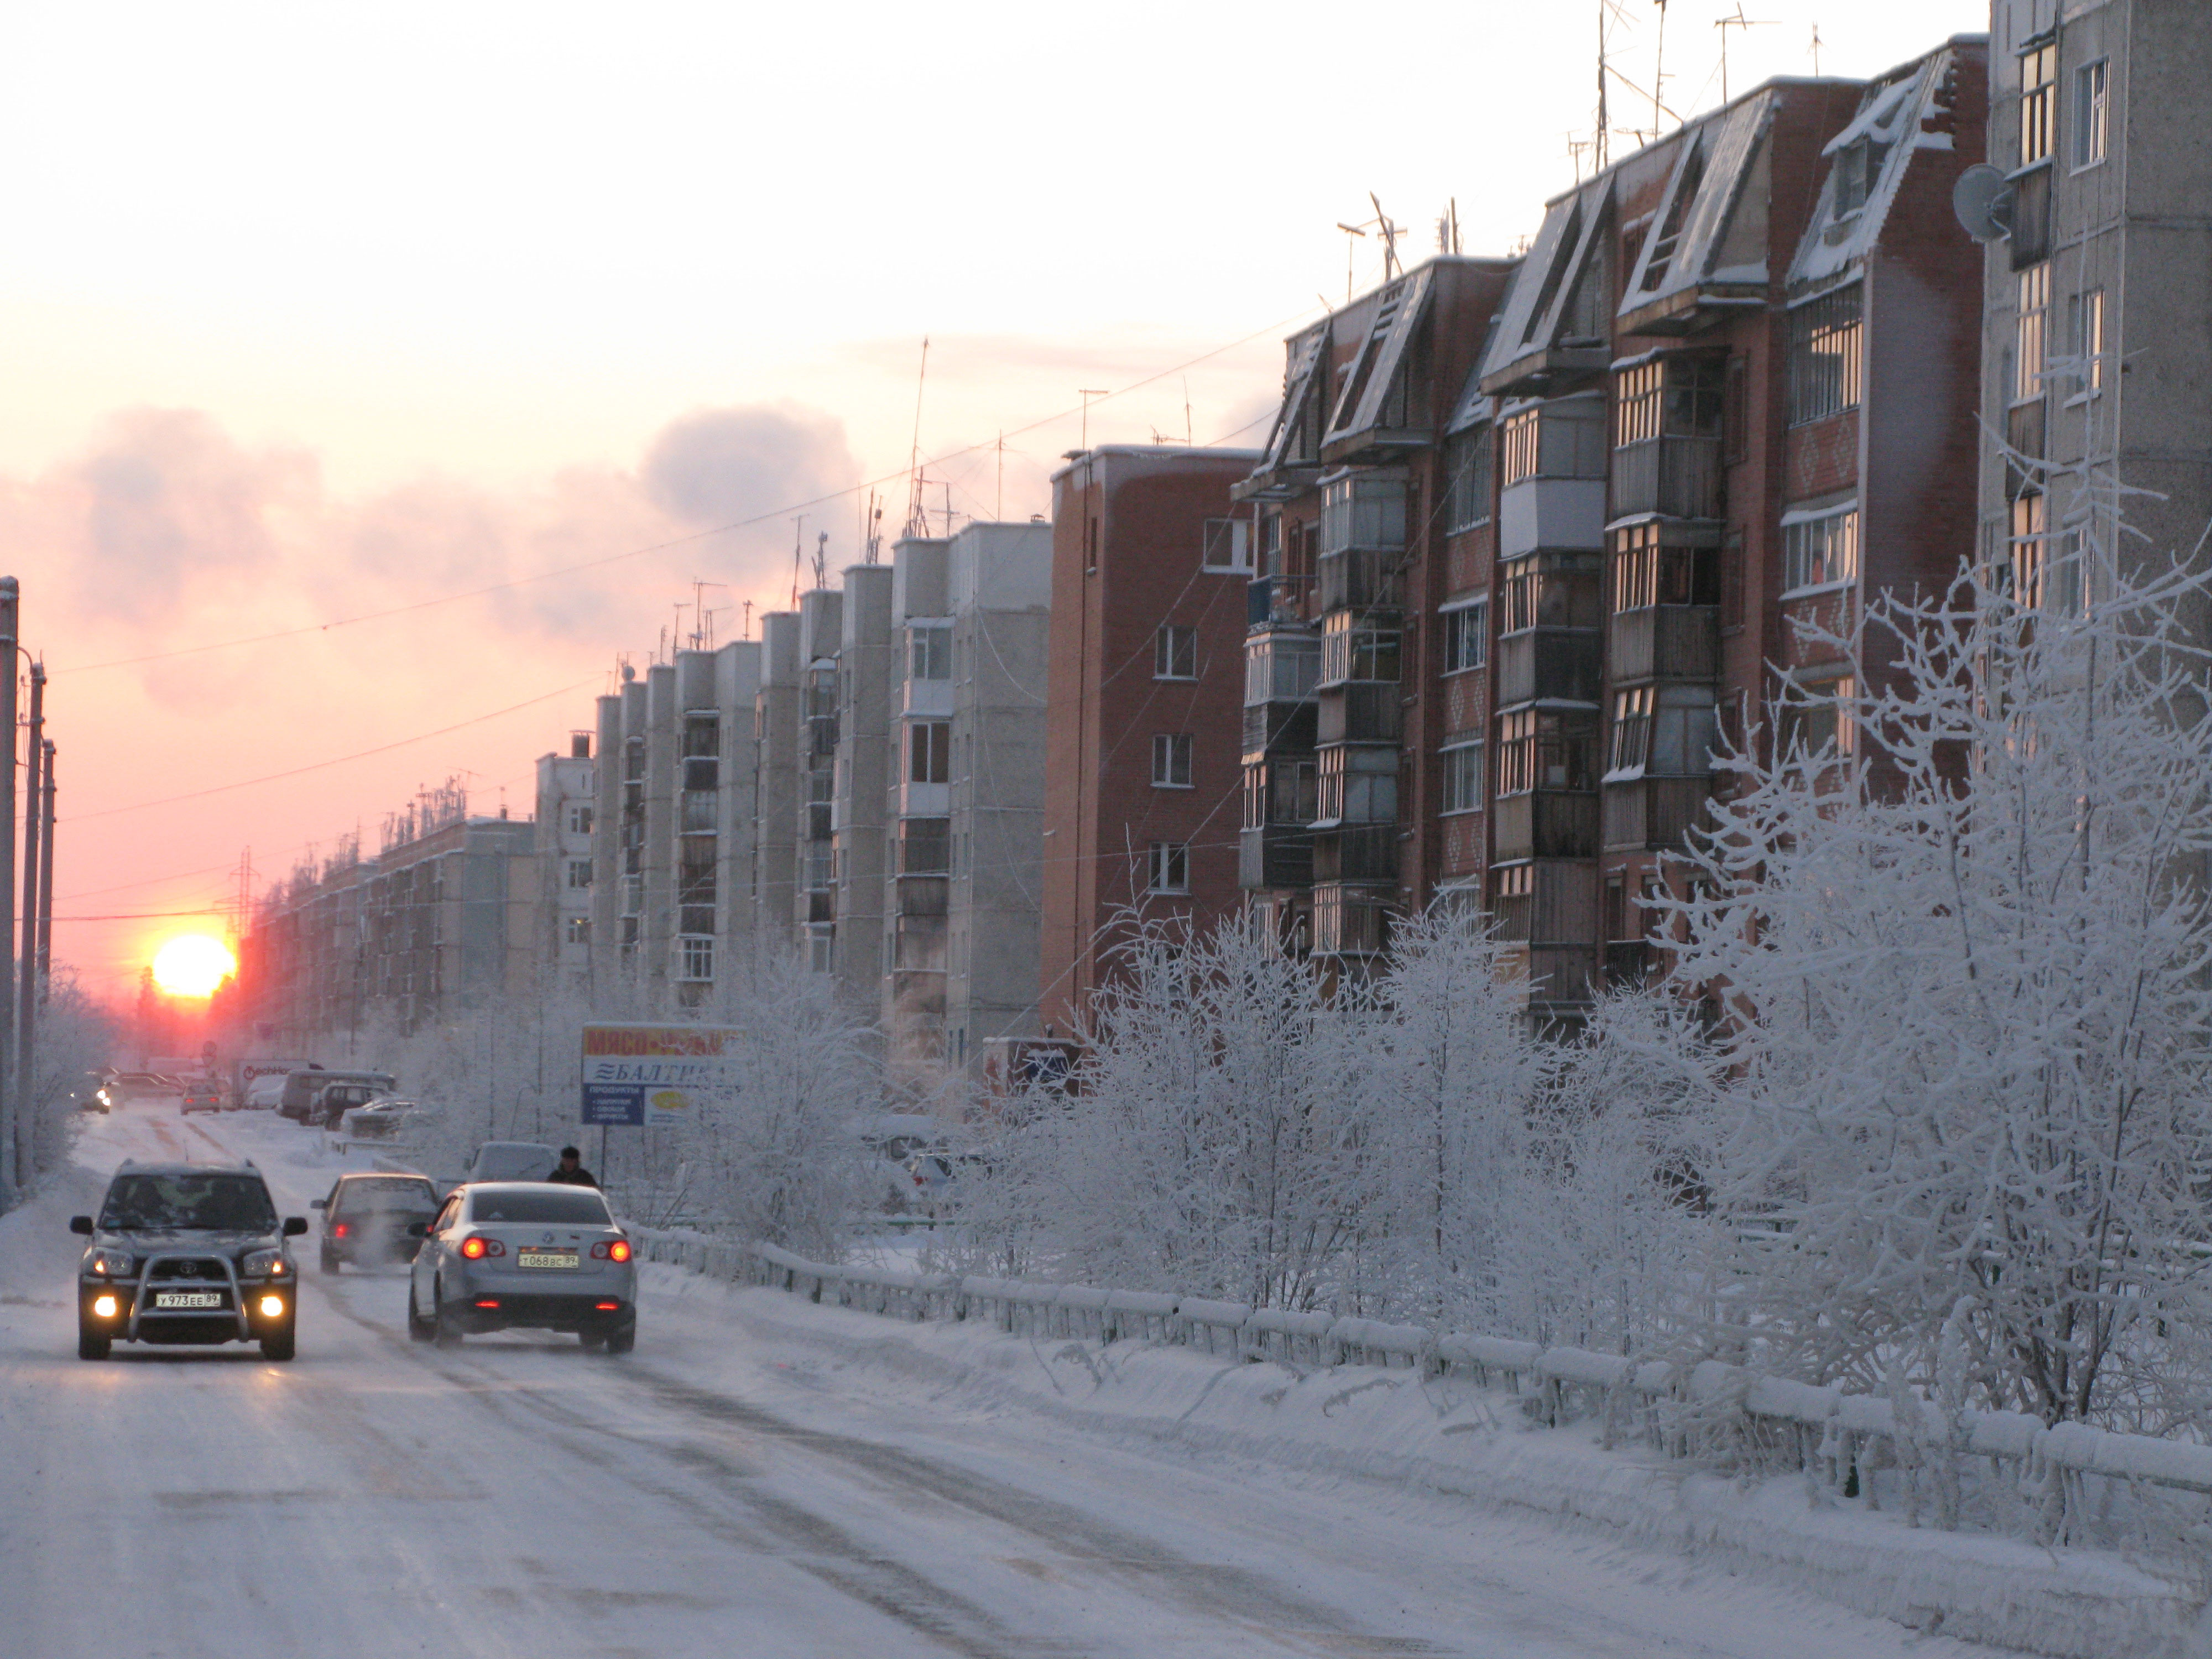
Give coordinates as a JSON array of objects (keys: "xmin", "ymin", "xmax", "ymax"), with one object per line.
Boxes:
[
  {"xmin": 1317, "ymin": 683, "xmax": 1402, "ymax": 745},
  {"xmin": 1239, "ymin": 824, "xmax": 1314, "ymax": 891},
  {"xmin": 1317, "ymin": 548, "xmax": 1402, "ymax": 612},
  {"xmin": 1602, "ymin": 775, "xmax": 1717, "ymax": 852},
  {"xmin": 1608, "ymin": 606, "xmax": 1719, "ymax": 682},
  {"xmin": 1496, "ymin": 629, "xmax": 1603, "ymax": 707},
  {"xmin": 1493, "ymin": 791, "xmax": 1599, "ymax": 861},
  {"xmin": 1243, "ymin": 700, "xmax": 1318, "ymax": 758},
  {"xmin": 1312, "ymin": 824, "xmax": 1399, "ymax": 884},
  {"xmin": 1609, "ymin": 435, "xmax": 1723, "ymax": 521}
]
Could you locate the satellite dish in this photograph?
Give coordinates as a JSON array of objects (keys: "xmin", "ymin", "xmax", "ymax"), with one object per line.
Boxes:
[{"xmin": 1952, "ymin": 164, "xmax": 2015, "ymax": 243}]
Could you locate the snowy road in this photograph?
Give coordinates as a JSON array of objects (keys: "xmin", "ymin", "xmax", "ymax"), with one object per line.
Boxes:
[{"xmin": 0, "ymin": 1105, "xmax": 2008, "ymax": 1659}]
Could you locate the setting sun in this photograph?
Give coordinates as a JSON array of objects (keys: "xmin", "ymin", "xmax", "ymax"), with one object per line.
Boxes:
[{"xmin": 150, "ymin": 933, "xmax": 235, "ymax": 999}]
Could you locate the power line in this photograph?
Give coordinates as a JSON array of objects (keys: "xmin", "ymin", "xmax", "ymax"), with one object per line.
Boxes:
[
  {"xmin": 51, "ymin": 305, "xmax": 1322, "ymax": 679},
  {"xmin": 66, "ymin": 676, "xmax": 598, "ymax": 825}
]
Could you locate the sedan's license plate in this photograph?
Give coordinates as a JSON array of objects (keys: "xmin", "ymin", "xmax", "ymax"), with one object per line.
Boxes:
[
  {"xmin": 153, "ymin": 1290, "xmax": 222, "ymax": 1309},
  {"xmin": 516, "ymin": 1249, "xmax": 579, "ymax": 1270}
]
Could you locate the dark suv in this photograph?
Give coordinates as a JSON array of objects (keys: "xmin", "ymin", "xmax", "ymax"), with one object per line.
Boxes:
[{"xmin": 72, "ymin": 1161, "xmax": 309, "ymax": 1361}]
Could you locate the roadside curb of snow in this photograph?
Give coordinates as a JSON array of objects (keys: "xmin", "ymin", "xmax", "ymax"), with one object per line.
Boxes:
[{"xmin": 660, "ymin": 1268, "xmax": 2210, "ymax": 1659}]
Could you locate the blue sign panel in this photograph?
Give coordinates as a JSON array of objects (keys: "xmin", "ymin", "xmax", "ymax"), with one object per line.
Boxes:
[{"xmin": 582, "ymin": 1083, "xmax": 647, "ymax": 1126}]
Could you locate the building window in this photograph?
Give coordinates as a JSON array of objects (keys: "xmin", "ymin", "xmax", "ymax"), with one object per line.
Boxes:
[
  {"xmin": 1501, "ymin": 409, "xmax": 1540, "ymax": 486},
  {"xmin": 2008, "ymin": 492, "xmax": 2083, "ymax": 615},
  {"xmin": 1444, "ymin": 429, "xmax": 1493, "ymax": 531},
  {"xmin": 1202, "ymin": 518, "xmax": 1254, "ymax": 572},
  {"xmin": 1501, "ymin": 400, "xmax": 1608, "ymax": 484},
  {"xmin": 2068, "ymin": 288, "xmax": 2105, "ymax": 396},
  {"xmin": 565, "ymin": 917, "xmax": 591, "ymax": 946},
  {"xmin": 1442, "ymin": 598, "xmax": 1488, "ymax": 672},
  {"xmin": 1781, "ymin": 676, "xmax": 1856, "ymax": 761},
  {"xmin": 2074, "ymin": 59, "xmax": 2108, "ymax": 168},
  {"xmin": 1611, "ymin": 523, "xmax": 1720, "ymax": 610},
  {"xmin": 1146, "ymin": 842, "xmax": 1189, "ymax": 894},
  {"xmin": 681, "ymin": 790, "xmax": 716, "ymax": 832},
  {"xmin": 1318, "ymin": 476, "xmax": 1407, "ymax": 555},
  {"xmin": 1498, "ymin": 554, "xmax": 1603, "ymax": 634},
  {"xmin": 1154, "ymin": 624, "xmax": 1197, "ymax": 680},
  {"xmin": 1496, "ymin": 708, "xmax": 1595, "ymax": 795},
  {"xmin": 2015, "ymin": 263, "xmax": 2050, "ymax": 402},
  {"xmin": 1319, "ymin": 614, "xmax": 1401, "ymax": 685},
  {"xmin": 566, "ymin": 858, "xmax": 593, "ymax": 890},
  {"xmin": 1441, "ymin": 741, "xmax": 1484, "ymax": 814},
  {"xmin": 565, "ymin": 804, "xmax": 593, "ymax": 836},
  {"xmin": 1787, "ymin": 285, "xmax": 1863, "ymax": 424},
  {"xmin": 1608, "ymin": 686, "xmax": 1718, "ymax": 779},
  {"xmin": 908, "ymin": 721, "xmax": 950, "ymax": 784},
  {"xmin": 679, "ymin": 935, "xmax": 714, "ymax": 983},
  {"xmin": 1832, "ymin": 137, "xmax": 1883, "ymax": 216},
  {"xmin": 2020, "ymin": 39, "xmax": 2057, "ymax": 169},
  {"xmin": 1781, "ymin": 504, "xmax": 1859, "ymax": 594},
  {"xmin": 909, "ymin": 623, "xmax": 951, "ymax": 681},
  {"xmin": 1317, "ymin": 747, "xmax": 1398, "ymax": 824},
  {"xmin": 807, "ymin": 927, "xmax": 834, "ymax": 974},
  {"xmin": 1151, "ymin": 733, "xmax": 1193, "ymax": 789}
]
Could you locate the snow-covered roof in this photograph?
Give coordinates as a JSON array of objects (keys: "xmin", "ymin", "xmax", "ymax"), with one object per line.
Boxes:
[
  {"xmin": 1323, "ymin": 264, "xmax": 1436, "ymax": 444},
  {"xmin": 1618, "ymin": 90, "xmax": 1778, "ymax": 321},
  {"xmin": 1787, "ymin": 45, "xmax": 1962, "ymax": 291},
  {"xmin": 1477, "ymin": 175, "xmax": 1609, "ymax": 383},
  {"xmin": 1254, "ymin": 320, "xmax": 1330, "ymax": 474}
]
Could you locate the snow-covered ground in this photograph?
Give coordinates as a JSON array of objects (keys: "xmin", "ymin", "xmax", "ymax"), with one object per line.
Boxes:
[{"xmin": 0, "ymin": 1105, "xmax": 2078, "ymax": 1657}]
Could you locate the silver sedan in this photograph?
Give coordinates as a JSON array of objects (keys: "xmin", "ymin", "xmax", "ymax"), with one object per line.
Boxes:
[{"xmin": 407, "ymin": 1182, "xmax": 637, "ymax": 1353}]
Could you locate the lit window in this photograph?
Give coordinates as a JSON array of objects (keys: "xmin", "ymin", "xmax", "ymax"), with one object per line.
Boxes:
[
  {"xmin": 1443, "ymin": 599, "xmax": 1488, "ymax": 672},
  {"xmin": 1440, "ymin": 742, "xmax": 1484, "ymax": 814},
  {"xmin": 1495, "ymin": 708, "xmax": 1595, "ymax": 795},
  {"xmin": 1317, "ymin": 747, "xmax": 1397, "ymax": 824},
  {"xmin": 1781, "ymin": 505, "xmax": 1860, "ymax": 593},
  {"xmin": 1781, "ymin": 677, "xmax": 1856, "ymax": 761},
  {"xmin": 1611, "ymin": 524, "xmax": 1719, "ymax": 611},
  {"xmin": 1151, "ymin": 734, "xmax": 1193, "ymax": 789},
  {"xmin": 1787, "ymin": 285, "xmax": 1863, "ymax": 424},
  {"xmin": 1154, "ymin": 624, "xmax": 1197, "ymax": 680},
  {"xmin": 2019, "ymin": 40, "xmax": 2057, "ymax": 168},
  {"xmin": 565, "ymin": 917, "xmax": 591, "ymax": 946},
  {"xmin": 2068, "ymin": 288, "xmax": 2105, "ymax": 395},
  {"xmin": 2015, "ymin": 263, "xmax": 2051, "ymax": 402},
  {"xmin": 2074, "ymin": 59, "xmax": 2108, "ymax": 168},
  {"xmin": 1146, "ymin": 842, "xmax": 1189, "ymax": 894}
]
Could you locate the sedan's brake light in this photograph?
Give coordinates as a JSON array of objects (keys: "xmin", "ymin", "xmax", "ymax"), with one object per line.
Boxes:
[
  {"xmin": 459, "ymin": 1236, "xmax": 506, "ymax": 1260},
  {"xmin": 589, "ymin": 1239, "xmax": 632, "ymax": 1262},
  {"xmin": 332, "ymin": 1223, "xmax": 349, "ymax": 1238},
  {"xmin": 594, "ymin": 1301, "xmax": 620, "ymax": 1311},
  {"xmin": 474, "ymin": 1298, "xmax": 500, "ymax": 1309}
]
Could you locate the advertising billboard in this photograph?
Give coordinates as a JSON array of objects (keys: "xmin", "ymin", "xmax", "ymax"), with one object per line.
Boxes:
[{"xmin": 579, "ymin": 1023, "xmax": 741, "ymax": 1128}]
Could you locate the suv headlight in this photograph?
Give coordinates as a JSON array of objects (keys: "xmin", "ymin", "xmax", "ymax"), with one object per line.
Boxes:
[
  {"xmin": 87, "ymin": 1248, "xmax": 133, "ymax": 1277},
  {"xmin": 241, "ymin": 1248, "xmax": 288, "ymax": 1278}
]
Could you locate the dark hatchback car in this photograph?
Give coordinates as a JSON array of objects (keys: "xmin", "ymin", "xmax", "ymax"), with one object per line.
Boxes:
[
  {"xmin": 312, "ymin": 1172, "xmax": 440, "ymax": 1273},
  {"xmin": 72, "ymin": 1161, "xmax": 308, "ymax": 1361}
]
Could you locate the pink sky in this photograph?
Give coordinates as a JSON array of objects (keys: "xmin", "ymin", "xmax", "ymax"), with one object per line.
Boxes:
[{"xmin": 4, "ymin": 0, "xmax": 1988, "ymax": 998}]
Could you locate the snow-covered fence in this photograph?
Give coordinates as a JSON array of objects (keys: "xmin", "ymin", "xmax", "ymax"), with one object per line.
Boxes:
[{"xmin": 623, "ymin": 1225, "xmax": 2212, "ymax": 1549}]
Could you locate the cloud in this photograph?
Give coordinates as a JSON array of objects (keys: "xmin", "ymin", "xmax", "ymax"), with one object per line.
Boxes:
[{"xmin": 641, "ymin": 404, "xmax": 856, "ymax": 529}]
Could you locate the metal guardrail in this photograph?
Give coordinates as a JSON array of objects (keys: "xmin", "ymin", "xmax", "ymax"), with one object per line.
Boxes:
[{"xmin": 624, "ymin": 1224, "xmax": 2212, "ymax": 1543}]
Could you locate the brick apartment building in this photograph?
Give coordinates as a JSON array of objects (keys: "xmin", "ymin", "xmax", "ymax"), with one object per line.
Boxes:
[
  {"xmin": 1232, "ymin": 257, "xmax": 1519, "ymax": 968},
  {"xmin": 1227, "ymin": 40, "xmax": 1986, "ymax": 1015},
  {"xmin": 1037, "ymin": 446, "xmax": 1260, "ymax": 1036}
]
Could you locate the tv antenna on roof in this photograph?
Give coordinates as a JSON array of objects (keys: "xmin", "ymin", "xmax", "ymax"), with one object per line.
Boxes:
[
  {"xmin": 1808, "ymin": 23, "xmax": 1823, "ymax": 75},
  {"xmin": 812, "ymin": 531, "xmax": 829, "ymax": 591},
  {"xmin": 904, "ymin": 337, "xmax": 930, "ymax": 538},
  {"xmin": 1715, "ymin": 5, "xmax": 1775, "ymax": 103},
  {"xmin": 1368, "ymin": 193, "xmax": 1400, "ymax": 281}
]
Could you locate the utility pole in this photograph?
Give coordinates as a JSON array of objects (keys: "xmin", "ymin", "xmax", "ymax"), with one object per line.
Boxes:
[
  {"xmin": 15, "ymin": 660, "xmax": 41, "ymax": 1166},
  {"xmin": 36, "ymin": 742, "xmax": 53, "ymax": 993},
  {"xmin": 0, "ymin": 577, "xmax": 18, "ymax": 1207}
]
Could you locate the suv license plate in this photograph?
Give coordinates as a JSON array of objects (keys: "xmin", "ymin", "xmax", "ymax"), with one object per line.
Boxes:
[
  {"xmin": 153, "ymin": 1290, "xmax": 222, "ymax": 1309},
  {"xmin": 516, "ymin": 1250, "xmax": 579, "ymax": 1270}
]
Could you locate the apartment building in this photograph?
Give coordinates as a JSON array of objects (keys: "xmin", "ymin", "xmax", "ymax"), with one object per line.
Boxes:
[
  {"xmin": 1039, "ymin": 447, "xmax": 1260, "ymax": 1034},
  {"xmin": 1233, "ymin": 258, "xmax": 1518, "ymax": 971},
  {"xmin": 246, "ymin": 789, "xmax": 541, "ymax": 1045},
  {"xmin": 533, "ymin": 735, "xmax": 596, "ymax": 993},
  {"xmin": 1467, "ymin": 42, "xmax": 1987, "ymax": 1013},
  {"xmin": 880, "ymin": 525, "xmax": 1052, "ymax": 1077},
  {"xmin": 587, "ymin": 642, "xmax": 765, "ymax": 1009},
  {"xmin": 1976, "ymin": 1, "xmax": 2212, "ymax": 612}
]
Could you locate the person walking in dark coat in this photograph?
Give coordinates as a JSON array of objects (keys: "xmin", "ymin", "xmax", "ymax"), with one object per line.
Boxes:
[{"xmin": 546, "ymin": 1146, "xmax": 598, "ymax": 1187}]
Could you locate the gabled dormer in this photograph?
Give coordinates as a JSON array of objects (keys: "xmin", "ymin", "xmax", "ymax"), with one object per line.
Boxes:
[
  {"xmin": 1479, "ymin": 178, "xmax": 1615, "ymax": 399},
  {"xmin": 1319, "ymin": 265, "xmax": 1435, "ymax": 464},
  {"xmin": 1617, "ymin": 90, "xmax": 1779, "ymax": 337}
]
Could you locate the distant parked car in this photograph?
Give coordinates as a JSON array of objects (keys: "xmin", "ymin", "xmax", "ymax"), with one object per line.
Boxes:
[
  {"xmin": 107, "ymin": 1073, "xmax": 179, "ymax": 1104},
  {"xmin": 241, "ymin": 1074, "xmax": 289, "ymax": 1110},
  {"xmin": 311, "ymin": 1172, "xmax": 441, "ymax": 1273},
  {"xmin": 277, "ymin": 1070, "xmax": 397, "ymax": 1125},
  {"xmin": 338, "ymin": 1098, "xmax": 442, "ymax": 1143}
]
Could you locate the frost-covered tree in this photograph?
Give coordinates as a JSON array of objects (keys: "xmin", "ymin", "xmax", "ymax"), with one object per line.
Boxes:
[{"xmin": 1654, "ymin": 554, "xmax": 2212, "ymax": 1427}]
